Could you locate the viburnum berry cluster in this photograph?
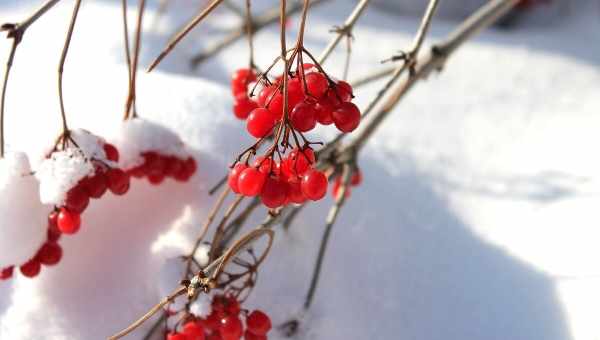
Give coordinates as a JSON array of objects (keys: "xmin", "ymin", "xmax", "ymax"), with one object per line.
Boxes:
[
  {"xmin": 126, "ymin": 151, "xmax": 197, "ymax": 185},
  {"xmin": 166, "ymin": 294, "xmax": 272, "ymax": 340},
  {"xmin": 228, "ymin": 146, "xmax": 328, "ymax": 208},
  {"xmin": 231, "ymin": 64, "xmax": 360, "ymax": 135}
]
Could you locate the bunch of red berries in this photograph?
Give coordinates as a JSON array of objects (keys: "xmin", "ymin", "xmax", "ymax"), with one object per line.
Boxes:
[
  {"xmin": 166, "ymin": 294, "xmax": 272, "ymax": 340},
  {"xmin": 126, "ymin": 151, "xmax": 197, "ymax": 185},
  {"xmin": 231, "ymin": 65, "xmax": 361, "ymax": 136},
  {"xmin": 331, "ymin": 167, "xmax": 363, "ymax": 198},
  {"xmin": 228, "ymin": 147, "xmax": 328, "ymax": 208}
]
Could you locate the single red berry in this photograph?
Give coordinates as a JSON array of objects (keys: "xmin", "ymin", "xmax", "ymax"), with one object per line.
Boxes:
[
  {"xmin": 20, "ymin": 259, "xmax": 41, "ymax": 278},
  {"xmin": 252, "ymin": 156, "xmax": 279, "ymax": 175},
  {"xmin": 246, "ymin": 310, "xmax": 272, "ymax": 336},
  {"xmin": 166, "ymin": 332, "xmax": 188, "ymax": 340},
  {"xmin": 220, "ymin": 316, "xmax": 243, "ymax": 339},
  {"xmin": 265, "ymin": 91, "xmax": 288, "ymax": 120},
  {"xmin": 164, "ymin": 157, "xmax": 183, "ymax": 178},
  {"xmin": 107, "ymin": 168, "xmax": 130, "ymax": 195},
  {"xmin": 282, "ymin": 148, "xmax": 315, "ymax": 179},
  {"xmin": 65, "ymin": 185, "xmax": 90, "ymax": 214},
  {"xmin": 204, "ymin": 311, "xmax": 225, "ymax": 332},
  {"xmin": 305, "ymin": 72, "xmax": 329, "ymax": 98},
  {"xmin": 36, "ymin": 242, "xmax": 62, "ymax": 266},
  {"xmin": 231, "ymin": 68, "xmax": 257, "ymax": 96},
  {"xmin": 287, "ymin": 78, "xmax": 305, "ymax": 108},
  {"xmin": 244, "ymin": 330, "xmax": 267, "ymax": 340},
  {"xmin": 351, "ymin": 168, "xmax": 363, "ymax": 186},
  {"xmin": 47, "ymin": 227, "xmax": 61, "ymax": 242},
  {"xmin": 290, "ymin": 102, "xmax": 317, "ymax": 132},
  {"xmin": 228, "ymin": 163, "xmax": 248, "ymax": 194},
  {"xmin": 334, "ymin": 80, "xmax": 353, "ymax": 102},
  {"xmin": 260, "ymin": 177, "xmax": 288, "ymax": 208},
  {"xmin": 83, "ymin": 172, "xmax": 108, "ymax": 199},
  {"xmin": 1, "ymin": 266, "xmax": 14, "ymax": 280},
  {"xmin": 287, "ymin": 181, "xmax": 306, "ymax": 204},
  {"xmin": 183, "ymin": 321, "xmax": 205, "ymax": 340},
  {"xmin": 48, "ymin": 211, "xmax": 60, "ymax": 235},
  {"xmin": 224, "ymin": 294, "xmax": 241, "ymax": 315},
  {"xmin": 332, "ymin": 102, "xmax": 361, "ymax": 132},
  {"xmin": 143, "ymin": 152, "xmax": 167, "ymax": 177},
  {"xmin": 103, "ymin": 143, "xmax": 120, "ymax": 162},
  {"xmin": 332, "ymin": 177, "xmax": 352, "ymax": 199},
  {"xmin": 301, "ymin": 63, "xmax": 315, "ymax": 72},
  {"xmin": 183, "ymin": 157, "xmax": 197, "ymax": 178},
  {"xmin": 234, "ymin": 94, "xmax": 259, "ymax": 120},
  {"xmin": 315, "ymin": 99, "xmax": 334, "ymax": 125},
  {"xmin": 148, "ymin": 174, "xmax": 165, "ymax": 185},
  {"xmin": 301, "ymin": 170, "xmax": 328, "ymax": 201},
  {"xmin": 238, "ymin": 167, "xmax": 267, "ymax": 196},
  {"xmin": 258, "ymin": 85, "xmax": 276, "ymax": 108},
  {"xmin": 246, "ymin": 108, "xmax": 277, "ymax": 138},
  {"xmin": 57, "ymin": 208, "xmax": 81, "ymax": 234}
]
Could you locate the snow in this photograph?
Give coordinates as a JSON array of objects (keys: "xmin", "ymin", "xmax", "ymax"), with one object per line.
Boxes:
[
  {"xmin": 0, "ymin": 0, "xmax": 599, "ymax": 340},
  {"xmin": 0, "ymin": 152, "xmax": 48, "ymax": 268}
]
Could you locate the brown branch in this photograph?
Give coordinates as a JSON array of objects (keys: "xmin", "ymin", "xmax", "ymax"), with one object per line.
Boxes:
[
  {"xmin": 1, "ymin": 0, "xmax": 61, "ymax": 158},
  {"xmin": 121, "ymin": 0, "xmax": 134, "ymax": 120},
  {"xmin": 148, "ymin": 0, "xmax": 225, "ymax": 72},
  {"xmin": 189, "ymin": 0, "xmax": 329, "ymax": 69},
  {"xmin": 349, "ymin": 65, "xmax": 395, "ymax": 88},
  {"xmin": 124, "ymin": 0, "xmax": 146, "ymax": 120}
]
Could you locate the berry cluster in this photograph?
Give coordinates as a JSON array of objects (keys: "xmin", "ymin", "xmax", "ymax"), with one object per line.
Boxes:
[
  {"xmin": 228, "ymin": 147, "xmax": 328, "ymax": 208},
  {"xmin": 166, "ymin": 294, "xmax": 272, "ymax": 340},
  {"xmin": 231, "ymin": 65, "xmax": 361, "ymax": 137},
  {"xmin": 331, "ymin": 167, "xmax": 363, "ymax": 198},
  {"xmin": 126, "ymin": 151, "xmax": 197, "ymax": 185}
]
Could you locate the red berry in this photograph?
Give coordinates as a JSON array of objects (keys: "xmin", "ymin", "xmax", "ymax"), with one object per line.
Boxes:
[
  {"xmin": 103, "ymin": 143, "xmax": 120, "ymax": 162},
  {"xmin": 20, "ymin": 259, "xmax": 41, "ymax": 278},
  {"xmin": 252, "ymin": 156, "xmax": 279, "ymax": 175},
  {"xmin": 36, "ymin": 242, "xmax": 62, "ymax": 266},
  {"xmin": 164, "ymin": 157, "xmax": 183, "ymax": 178},
  {"xmin": 234, "ymin": 94, "xmax": 259, "ymax": 120},
  {"xmin": 128, "ymin": 165, "xmax": 145, "ymax": 178},
  {"xmin": 166, "ymin": 332, "xmax": 188, "ymax": 340},
  {"xmin": 228, "ymin": 163, "xmax": 248, "ymax": 193},
  {"xmin": 244, "ymin": 330, "xmax": 266, "ymax": 340},
  {"xmin": 315, "ymin": 99, "xmax": 334, "ymax": 125},
  {"xmin": 83, "ymin": 173, "xmax": 108, "ymax": 199},
  {"xmin": 246, "ymin": 310, "xmax": 272, "ymax": 336},
  {"xmin": 107, "ymin": 168, "xmax": 130, "ymax": 195},
  {"xmin": 332, "ymin": 102, "xmax": 361, "ymax": 132},
  {"xmin": 238, "ymin": 167, "xmax": 266, "ymax": 196},
  {"xmin": 224, "ymin": 295, "xmax": 241, "ymax": 315},
  {"xmin": 143, "ymin": 152, "xmax": 166, "ymax": 177},
  {"xmin": 260, "ymin": 177, "xmax": 288, "ymax": 208},
  {"xmin": 351, "ymin": 168, "xmax": 363, "ymax": 186},
  {"xmin": 246, "ymin": 108, "xmax": 277, "ymax": 138},
  {"xmin": 231, "ymin": 68, "xmax": 257, "ymax": 96},
  {"xmin": 220, "ymin": 316, "xmax": 243, "ymax": 339},
  {"xmin": 148, "ymin": 174, "xmax": 165, "ymax": 185},
  {"xmin": 333, "ymin": 80, "xmax": 353, "ymax": 102},
  {"xmin": 301, "ymin": 170, "xmax": 328, "ymax": 201},
  {"xmin": 65, "ymin": 186, "xmax": 90, "ymax": 214},
  {"xmin": 204, "ymin": 311, "xmax": 225, "ymax": 332},
  {"xmin": 183, "ymin": 157, "xmax": 197, "ymax": 178},
  {"xmin": 282, "ymin": 148, "xmax": 315, "ymax": 179},
  {"xmin": 304, "ymin": 72, "xmax": 329, "ymax": 98},
  {"xmin": 332, "ymin": 177, "xmax": 352, "ymax": 199},
  {"xmin": 47, "ymin": 227, "xmax": 61, "ymax": 242},
  {"xmin": 48, "ymin": 211, "xmax": 61, "ymax": 238},
  {"xmin": 258, "ymin": 85, "xmax": 276, "ymax": 108},
  {"xmin": 287, "ymin": 78, "xmax": 305, "ymax": 108},
  {"xmin": 206, "ymin": 334, "xmax": 223, "ymax": 340},
  {"xmin": 1, "ymin": 266, "xmax": 14, "ymax": 280},
  {"xmin": 183, "ymin": 321, "xmax": 205, "ymax": 340},
  {"xmin": 290, "ymin": 102, "xmax": 317, "ymax": 132},
  {"xmin": 287, "ymin": 181, "xmax": 306, "ymax": 204},
  {"xmin": 57, "ymin": 208, "xmax": 81, "ymax": 234}
]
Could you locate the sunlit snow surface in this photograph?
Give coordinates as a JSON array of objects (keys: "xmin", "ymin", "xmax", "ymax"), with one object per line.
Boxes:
[{"xmin": 0, "ymin": 0, "xmax": 599, "ymax": 339}]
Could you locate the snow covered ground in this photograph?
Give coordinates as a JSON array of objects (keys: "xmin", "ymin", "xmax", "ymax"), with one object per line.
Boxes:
[{"xmin": 0, "ymin": 0, "xmax": 599, "ymax": 339}]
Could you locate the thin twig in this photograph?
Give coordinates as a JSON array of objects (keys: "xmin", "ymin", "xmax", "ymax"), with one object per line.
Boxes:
[
  {"xmin": 121, "ymin": 0, "xmax": 134, "ymax": 120},
  {"xmin": 304, "ymin": 164, "xmax": 352, "ymax": 310},
  {"xmin": 148, "ymin": 0, "xmax": 225, "ymax": 72},
  {"xmin": 349, "ymin": 65, "xmax": 395, "ymax": 88},
  {"xmin": 125, "ymin": 0, "xmax": 146, "ymax": 120},
  {"xmin": 57, "ymin": 0, "xmax": 83, "ymax": 137},
  {"xmin": 189, "ymin": 0, "xmax": 329, "ymax": 69},
  {"xmin": 317, "ymin": 0, "xmax": 370, "ymax": 65}
]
